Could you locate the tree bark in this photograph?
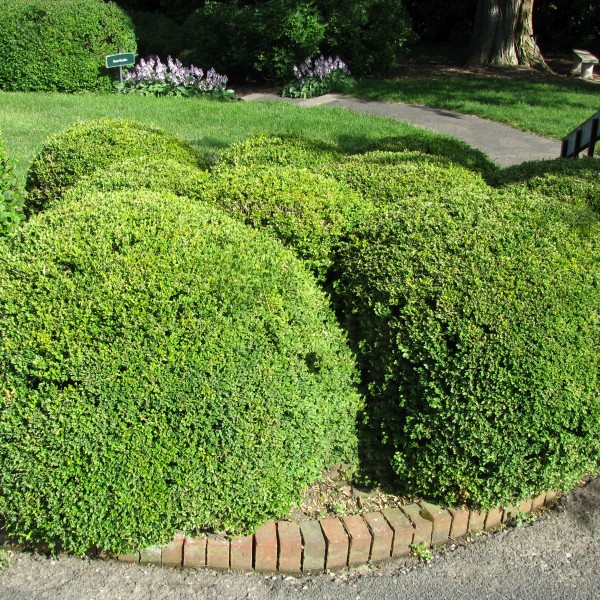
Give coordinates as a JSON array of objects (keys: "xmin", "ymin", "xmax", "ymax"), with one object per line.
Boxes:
[{"xmin": 467, "ymin": 0, "xmax": 550, "ymax": 70}]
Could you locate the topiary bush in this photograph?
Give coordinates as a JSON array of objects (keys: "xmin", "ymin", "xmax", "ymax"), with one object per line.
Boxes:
[
  {"xmin": 0, "ymin": 137, "xmax": 24, "ymax": 236},
  {"xmin": 0, "ymin": 0, "xmax": 136, "ymax": 93},
  {"xmin": 316, "ymin": 151, "xmax": 491, "ymax": 207},
  {"xmin": 0, "ymin": 189, "xmax": 363, "ymax": 555},
  {"xmin": 202, "ymin": 164, "xmax": 366, "ymax": 280},
  {"xmin": 493, "ymin": 157, "xmax": 600, "ymax": 213},
  {"xmin": 65, "ymin": 157, "xmax": 210, "ymax": 201},
  {"xmin": 25, "ymin": 119, "xmax": 206, "ymax": 215},
  {"xmin": 333, "ymin": 185, "xmax": 600, "ymax": 508},
  {"xmin": 215, "ymin": 135, "xmax": 341, "ymax": 170}
]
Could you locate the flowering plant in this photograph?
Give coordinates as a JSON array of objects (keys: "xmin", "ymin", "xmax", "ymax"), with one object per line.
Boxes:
[
  {"xmin": 282, "ymin": 56, "xmax": 353, "ymax": 99},
  {"xmin": 115, "ymin": 56, "xmax": 236, "ymax": 100}
]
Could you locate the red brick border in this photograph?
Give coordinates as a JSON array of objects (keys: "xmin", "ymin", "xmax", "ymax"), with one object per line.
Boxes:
[{"xmin": 3, "ymin": 492, "xmax": 559, "ymax": 574}]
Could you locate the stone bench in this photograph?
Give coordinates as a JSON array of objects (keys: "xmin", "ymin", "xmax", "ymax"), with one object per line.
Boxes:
[{"xmin": 571, "ymin": 49, "xmax": 598, "ymax": 80}]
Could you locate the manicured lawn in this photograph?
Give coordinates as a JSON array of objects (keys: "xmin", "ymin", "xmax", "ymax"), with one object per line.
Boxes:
[
  {"xmin": 0, "ymin": 91, "xmax": 433, "ymax": 183},
  {"xmin": 349, "ymin": 72, "xmax": 599, "ymax": 139}
]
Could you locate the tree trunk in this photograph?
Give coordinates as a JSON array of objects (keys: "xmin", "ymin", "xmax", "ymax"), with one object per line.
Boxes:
[{"xmin": 467, "ymin": 0, "xmax": 550, "ymax": 70}]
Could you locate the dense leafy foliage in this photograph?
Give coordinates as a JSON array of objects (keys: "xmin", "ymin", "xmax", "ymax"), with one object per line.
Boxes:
[
  {"xmin": 203, "ymin": 164, "xmax": 366, "ymax": 280},
  {"xmin": 282, "ymin": 55, "xmax": 352, "ymax": 99},
  {"xmin": 333, "ymin": 184, "xmax": 600, "ymax": 507},
  {"xmin": 0, "ymin": 138, "xmax": 24, "ymax": 236},
  {"xmin": 493, "ymin": 157, "xmax": 600, "ymax": 213},
  {"xmin": 216, "ymin": 135, "xmax": 341, "ymax": 170},
  {"xmin": 25, "ymin": 119, "xmax": 205, "ymax": 214},
  {"xmin": 0, "ymin": 0, "xmax": 136, "ymax": 92},
  {"xmin": 0, "ymin": 190, "xmax": 363, "ymax": 554}
]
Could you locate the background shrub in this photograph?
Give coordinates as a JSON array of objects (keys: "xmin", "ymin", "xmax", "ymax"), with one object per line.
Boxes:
[
  {"xmin": 203, "ymin": 164, "xmax": 366, "ymax": 280},
  {"xmin": 333, "ymin": 186, "xmax": 600, "ymax": 507},
  {"xmin": 316, "ymin": 151, "xmax": 491, "ymax": 206},
  {"xmin": 493, "ymin": 157, "xmax": 600, "ymax": 213},
  {"xmin": 0, "ymin": 137, "xmax": 24, "ymax": 236},
  {"xmin": 65, "ymin": 157, "xmax": 210, "ymax": 201},
  {"xmin": 25, "ymin": 119, "xmax": 206, "ymax": 215},
  {"xmin": 130, "ymin": 11, "xmax": 183, "ymax": 59},
  {"xmin": 0, "ymin": 0, "xmax": 136, "ymax": 92},
  {"xmin": 215, "ymin": 135, "xmax": 341, "ymax": 170},
  {"xmin": 0, "ymin": 190, "xmax": 362, "ymax": 554}
]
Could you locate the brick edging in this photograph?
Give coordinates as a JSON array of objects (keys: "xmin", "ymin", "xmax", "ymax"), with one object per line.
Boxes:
[{"xmin": 91, "ymin": 491, "xmax": 558, "ymax": 573}]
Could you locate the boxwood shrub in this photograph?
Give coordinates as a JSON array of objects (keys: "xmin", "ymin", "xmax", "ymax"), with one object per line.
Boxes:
[
  {"xmin": 334, "ymin": 186, "xmax": 600, "ymax": 507},
  {"xmin": 65, "ymin": 157, "xmax": 210, "ymax": 201},
  {"xmin": 0, "ymin": 0, "xmax": 136, "ymax": 92},
  {"xmin": 0, "ymin": 190, "xmax": 362, "ymax": 554},
  {"xmin": 216, "ymin": 135, "xmax": 341, "ymax": 170},
  {"xmin": 0, "ymin": 137, "xmax": 24, "ymax": 236},
  {"xmin": 317, "ymin": 151, "xmax": 491, "ymax": 206},
  {"xmin": 202, "ymin": 164, "xmax": 367, "ymax": 280},
  {"xmin": 493, "ymin": 157, "xmax": 600, "ymax": 213},
  {"xmin": 25, "ymin": 119, "xmax": 206, "ymax": 215}
]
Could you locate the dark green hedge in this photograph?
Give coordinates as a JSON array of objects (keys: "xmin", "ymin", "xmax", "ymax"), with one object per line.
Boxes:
[
  {"xmin": 216, "ymin": 135, "xmax": 341, "ymax": 170},
  {"xmin": 0, "ymin": 0, "xmax": 136, "ymax": 93},
  {"xmin": 316, "ymin": 151, "xmax": 491, "ymax": 206},
  {"xmin": 203, "ymin": 164, "xmax": 366, "ymax": 280},
  {"xmin": 0, "ymin": 190, "xmax": 362, "ymax": 554},
  {"xmin": 0, "ymin": 137, "xmax": 24, "ymax": 236},
  {"xmin": 334, "ymin": 185, "xmax": 600, "ymax": 507},
  {"xmin": 66, "ymin": 157, "xmax": 210, "ymax": 200},
  {"xmin": 25, "ymin": 119, "xmax": 206, "ymax": 215},
  {"xmin": 493, "ymin": 157, "xmax": 600, "ymax": 214}
]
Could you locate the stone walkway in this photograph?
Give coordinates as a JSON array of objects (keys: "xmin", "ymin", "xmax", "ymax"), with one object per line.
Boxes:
[{"xmin": 242, "ymin": 93, "xmax": 561, "ymax": 168}]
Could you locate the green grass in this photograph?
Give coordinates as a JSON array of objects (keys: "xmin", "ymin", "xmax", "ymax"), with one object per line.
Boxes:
[
  {"xmin": 0, "ymin": 91, "xmax": 436, "ymax": 184},
  {"xmin": 349, "ymin": 73, "xmax": 600, "ymax": 139}
]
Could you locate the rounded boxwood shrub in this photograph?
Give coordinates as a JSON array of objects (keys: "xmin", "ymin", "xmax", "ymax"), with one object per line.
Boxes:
[
  {"xmin": 356, "ymin": 133, "xmax": 499, "ymax": 179},
  {"xmin": 216, "ymin": 135, "xmax": 342, "ymax": 170},
  {"xmin": 0, "ymin": 137, "xmax": 24, "ymax": 236},
  {"xmin": 202, "ymin": 164, "xmax": 366, "ymax": 280},
  {"xmin": 316, "ymin": 151, "xmax": 491, "ymax": 206},
  {"xmin": 334, "ymin": 186, "xmax": 600, "ymax": 507},
  {"xmin": 0, "ymin": 0, "xmax": 136, "ymax": 93},
  {"xmin": 25, "ymin": 119, "xmax": 206, "ymax": 215},
  {"xmin": 0, "ymin": 190, "xmax": 362, "ymax": 554},
  {"xmin": 65, "ymin": 157, "xmax": 210, "ymax": 201},
  {"xmin": 493, "ymin": 157, "xmax": 600, "ymax": 213}
]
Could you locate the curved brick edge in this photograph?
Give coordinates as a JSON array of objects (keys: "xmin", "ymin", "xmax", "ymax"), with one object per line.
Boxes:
[
  {"xmin": 0, "ymin": 492, "xmax": 558, "ymax": 572},
  {"xmin": 2, "ymin": 493, "xmax": 558, "ymax": 573}
]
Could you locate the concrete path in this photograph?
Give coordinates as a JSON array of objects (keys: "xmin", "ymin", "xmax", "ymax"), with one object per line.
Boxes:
[{"xmin": 243, "ymin": 93, "xmax": 561, "ymax": 167}]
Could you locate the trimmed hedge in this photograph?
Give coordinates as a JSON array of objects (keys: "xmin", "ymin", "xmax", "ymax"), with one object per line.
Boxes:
[
  {"xmin": 216, "ymin": 135, "xmax": 341, "ymax": 170},
  {"xmin": 334, "ymin": 185, "xmax": 600, "ymax": 507},
  {"xmin": 0, "ymin": 0, "xmax": 136, "ymax": 92},
  {"xmin": 25, "ymin": 119, "xmax": 206, "ymax": 215},
  {"xmin": 0, "ymin": 190, "xmax": 362, "ymax": 554},
  {"xmin": 357, "ymin": 134, "xmax": 499, "ymax": 178},
  {"xmin": 493, "ymin": 157, "xmax": 600, "ymax": 213},
  {"xmin": 316, "ymin": 151, "xmax": 491, "ymax": 206},
  {"xmin": 203, "ymin": 164, "xmax": 366, "ymax": 280},
  {"xmin": 66, "ymin": 157, "xmax": 210, "ymax": 201},
  {"xmin": 0, "ymin": 137, "xmax": 24, "ymax": 236}
]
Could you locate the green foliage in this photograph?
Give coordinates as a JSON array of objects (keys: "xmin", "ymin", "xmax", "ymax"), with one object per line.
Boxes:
[
  {"xmin": 0, "ymin": 190, "xmax": 362, "ymax": 554},
  {"xmin": 315, "ymin": 0, "xmax": 416, "ymax": 75},
  {"xmin": 203, "ymin": 164, "xmax": 366, "ymax": 280},
  {"xmin": 130, "ymin": 11, "xmax": 183, "ymax": 59},
  {"xmin": 25, "ymin": 119, "xmax": 206, "ymax": 215},
  {"xmin": 493, "ymin": 157, "xmax": 600, "ymax": 214},
  {"xmin": 282, "ymin": 56, "xmax": 353, "ymax": 99},
  {"xmin": 216, "ymin": 135, "xmax": 341, "ymax": 170},
  {"xmin": 0, "ymin": 138, "xmax": 24, "ymax": 236},
  {"xmin": 66, "ymin": 157, "xmax": 210, "ymax": 201},
  {"xmin": 316, "ymin": 151, "xmax": 490, "ymax": 206},
  {"xmin": 0, "ymin": 0, "xmax": 136, "ymax": 93},
  {"xmin": 357, "ymin": 135, "xmax": 499, "ymax": 179},
  {"xmin": 334, "ymin": 184, "xmax": 600, "ymax": 508}
]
